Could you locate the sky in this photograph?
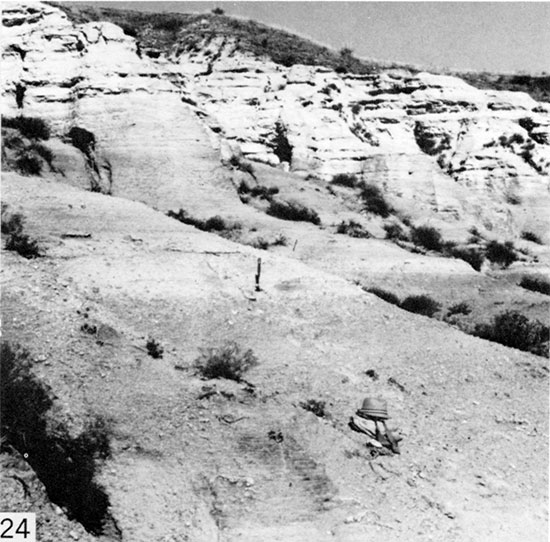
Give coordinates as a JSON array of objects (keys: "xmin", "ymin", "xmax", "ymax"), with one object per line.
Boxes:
[{"xmin": 64, "ymin": 2, "xmax": 550, "ymax": 74}]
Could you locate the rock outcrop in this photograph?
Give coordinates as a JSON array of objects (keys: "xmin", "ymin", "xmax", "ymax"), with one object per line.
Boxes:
[{"xmin": 2, "ymin": 0, "xmax": 549, "ymax": 239}]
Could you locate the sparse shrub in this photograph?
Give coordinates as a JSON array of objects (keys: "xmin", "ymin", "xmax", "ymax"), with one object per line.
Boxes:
[
  {"xmin": 2, "ymin": 132, "xmax": 24, "ymax": 150},
  {"xmin": 521, "ymin": 231, "xmax": 543, "ymax": 244},
  {"xmin": 449, "ymin": 246, "xmax": 484, "ymax": 271},
  {"xmin": 30, "ymin": 143, "xmax": 53, "ymax": 166},
  {"xmin": 1, "ymin": 208, "xmax": 23, "ymax": 236},
  {"xmin": 473, "ymin": 310, "xmax": 549, "ymax": 357},
  {"xmin": 81, "ymin": 323, "xmax": 98, "ymax": 336},
  {"xmin": 411, "ymin": 226, "xmax": 443, "ymax": 251},
  {"xmin": 446, "ymin": 302, "xmax": 471, "ymax": 317},
  {"xmin": 519, "ymin": 117, "xmax": 535, "ymax": 133},
  {"xmin": 366, "ymin": 287, "xmax": 400, "ymax": 306},
  {"xmin": 203, "ymin": 215, "xmax": 228, "ymax": 232},
  {"xmin": 237, "ymin": 180, "xmax": 251, "ymax": 195},
  {"xmin": 400, "ymin": 295, "xmax": 441, "ymax": 317},
  {"xmin": 331, "ymin": 173, "xmax": 357, "ymax": 187},
  {"xmin": 0, "ymin": 342, "xmax": 51, "ymax": 442},
  {"xmin": 336, "ymin": 220, "xmax": 370, "ymax": 238},
  {"xmin": 383, "ymin": 222, "xmax": 409, "ymax": 241},
  {"xmin": 1, "ymin": 341, "xmax": 114, "ymax": 533},
  {"xmin": 335, "ymin": 47, "xmax": 355, "ymax": 73},
  {"xmin": 272, "ymin": 233, "xmax": 288, "ymax": 246},
  {"xmin": 251, "ymin": 233, "xmax": 288, "ymax": 249},
  {"xmin": 152, "ymin": 17, "xmax": 181, "ymax": 32},
  {"xmin": 250, "ymin": 185, "xmax": 279, "ymax": 200},
  {"xmin": 365, "ymin": 369, "xmax": 379, "ymax": 380},
  {"xmin": 268, "ymin": 430, "xmax": 284, "ymax": 443},
  {"xmin": 229, "ymin": 155, "xmax": 255, "ymax": 178},
  {"xmin": 300, "ymin": 399, "xmax": 326, "ymax": 418},
  {"xmin": 2, "ymin": 116, "xmax": 50, "ymax": 140},
  {"xmin": 485, "ymin": 240, "xmax": 518, "ymax": 268},
  {"xmin": 250, "ymin": 237, "xmax": 270, "ymax": 250},
  {"xmin": 505, "ymin": 192, "xmax": 522, "ymax": 205},
  {"xmin": 212, "ymin": 7, "xmax": 225, "ymax": 15},
  {"xmin": 267, "ymin": 200, "xmax": 321, "ymax": 225},
  {"xmin": 146, "ymin": 339, "xmax": 163, "ymax": 359},
  {"xmin": 120, "ymin": 23, "xmax": 138, "ymax": 37},
  {"xmin": 279, "ymin": 52, "xmax": 298, "ymax": 68},
  {"xmin": 468, "ymin": 226, "xmax": 482, "ymax": 243},
  {"xmin": 167, "ymin": 209, "xmax": 240, "ymax": 234},
  {"xmin": 351, "ymin": 103, "xmax": 361, "ymax": 115},
  {"xmin": 359, "ymin": 183, "xmax": 391, "ymax": 217},
  {"xmin": 2, "ymin": 208, "xmax": 41, "ymax": 258},
  {"xmin": 15, "ymin": 152, "xmax": 42, "ymax": 175},
  {"xmin": 194, "ymin": 342, "xmax": 259, "ymax": 382},
  {"xmin": 339, "ymin": 46, "xmax": 354, "ymax": 58},
  {"xmin": 519, "ymin": 275, "xmax": 550, "ymax": 296},
  {"xmin": 167, "ymin": 209, "xmax": 201, "ymax": 228}
]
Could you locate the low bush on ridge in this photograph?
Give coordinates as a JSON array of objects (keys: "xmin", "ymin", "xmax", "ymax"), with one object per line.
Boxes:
[
  {"xmin": 15, "ymin": 152, "xmax": 42, "ymax": 176},
  {"xmin": 3, "ymin": 116, "xmax": 50, "ymax": 140},
  {"xmin": 194, "ymin": 342, "xmax": 259, "ymax": 382},
  {"xmin": 238, "ymin": 181, "xmax": 279, "ymax": 201},
  {"xmin": 365, "ymin": 287, "xmax": 401, "ymax": 306},
  {"xmin": 473, "ymin": 310, "xmax": 549, "ymax": 357},
  {"xmin": 485, "ymin": 240, "xmax": 518, "ymax": 268},
  {"xmin": 336, "ymin": 220, "xmax": 370, "ymax": 238},
  {"xmin": 1, "ymin": 205, "xmax": 41, "ymax": 259},
  {"xmin": 300, "ymin": 399, "xmax": 326, "ymax": 418},
  {"xmin": 448, "ymin": 246, "xmax": 484, "ymax": 271},
  {"xmin": 383, "ymin": 222, "xmax": 409, "ymax": 242},
  {"xmin": 365, "ymin": 288, "xmax": 441, "ymax": 317},
  {"xmin": 167, "ymin": 209, "xmax": 241, "ymax": 234},
  {"xmin": 446, "ymin": 302, "xmax": 472, "ymax": 317},
  {"xmin": 411, "ymin": 225, "xmax": 443, "ymax": 252},
  {"xmin": 400, "ymin": 295, "xmax": 441, "ymax": 317},
  {"xmin": 331, "ymin": 173, "xmax": 357, "ymax": 188},
  {"xmin": 521, "ymin": 231, "xmax": 543, "ymax": 244},
  {"xmin": 359, "ymin": 183, "xmax": 391, "ymax": 218},
  {"xmin": 519, "ymin": 275, "xmax": 550, "ymax": 296},
  {"xmin": 266, "ymin": 200, "xmax": 321, "ymax": 225}
]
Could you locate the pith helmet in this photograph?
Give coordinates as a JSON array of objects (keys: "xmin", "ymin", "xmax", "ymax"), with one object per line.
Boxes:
[{"xmin": 357, "ymin": 397, "xmax": 389, "ymax": 420}]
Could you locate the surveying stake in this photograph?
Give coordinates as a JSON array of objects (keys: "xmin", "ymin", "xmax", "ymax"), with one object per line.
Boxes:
[{"xmin": 255, "ymin": 257, "xmax": 262, "ymax": 292}]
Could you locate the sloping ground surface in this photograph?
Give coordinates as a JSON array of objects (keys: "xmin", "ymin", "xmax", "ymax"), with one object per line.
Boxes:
[{"xmin": 2, "ymin": 173, "xmax": 548, "ymax": 541}]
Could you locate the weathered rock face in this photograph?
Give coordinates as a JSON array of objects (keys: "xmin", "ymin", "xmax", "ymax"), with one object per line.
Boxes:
[
  {"xmin": 2, "ymin": 2, "xmax": 230, "ymax": 211},
  {"xmin": 2, "ymin": 1, "xmax": 549, "ymax": 238}
]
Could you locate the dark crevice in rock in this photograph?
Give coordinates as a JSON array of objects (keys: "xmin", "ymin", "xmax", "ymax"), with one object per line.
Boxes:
[
  {"xmin": 0, "ymin": 342, "xmax": 122, "ymax": 539},
  {"xmin": 67, "ymin": 126, "xmax": 112, "ymax": 194},
  {"xmin": 271, "ymin": 121, "xmax": 293, "ymax": 165},
  {"xmin": 7, "ymin": 44, "xmax": 27, "ymax": 60},
  {"xmin": 15, "ymin": 83, "xmax": 26, "ymax": 108}
]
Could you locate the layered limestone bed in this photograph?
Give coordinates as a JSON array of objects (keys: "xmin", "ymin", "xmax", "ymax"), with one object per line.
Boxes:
[{"xmin": 2, "ymin": 1, "xmax": 550, "ymax": 239}]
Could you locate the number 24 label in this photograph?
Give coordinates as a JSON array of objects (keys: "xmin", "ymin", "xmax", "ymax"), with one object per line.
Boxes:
[{"xmin": 0, "ymin": 514, "xmax": 36, "ymax": 542}]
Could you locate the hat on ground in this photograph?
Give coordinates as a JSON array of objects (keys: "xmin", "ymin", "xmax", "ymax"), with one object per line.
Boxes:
[{"xmin": 357, "ymin": 397, "xmax": 389, "ymax": 420}]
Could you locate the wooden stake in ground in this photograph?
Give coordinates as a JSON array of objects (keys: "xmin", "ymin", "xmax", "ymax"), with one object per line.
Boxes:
[{"xmin": 255, "ymin": 258, "xmax": 262, "ymax": 292}]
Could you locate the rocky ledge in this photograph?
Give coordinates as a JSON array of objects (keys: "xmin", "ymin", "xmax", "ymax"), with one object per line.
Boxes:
[{"xmin": 2, "ymin": 1, "xmax": 549, "ymax": 239}]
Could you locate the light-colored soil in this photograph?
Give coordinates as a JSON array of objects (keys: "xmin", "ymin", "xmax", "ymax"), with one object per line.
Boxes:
[{"xmin": 1, "ymin": 170, "xmax": 548, "ymax": 542}]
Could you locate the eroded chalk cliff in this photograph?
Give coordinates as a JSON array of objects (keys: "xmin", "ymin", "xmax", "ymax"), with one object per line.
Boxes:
[{"xmin": 2, "ymin": 1, "xmax": 549, "ymax": 238}]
